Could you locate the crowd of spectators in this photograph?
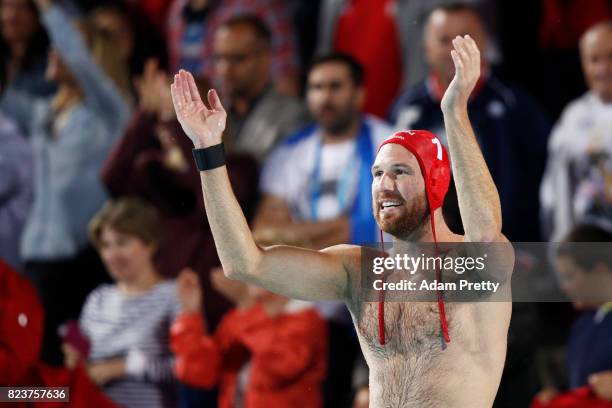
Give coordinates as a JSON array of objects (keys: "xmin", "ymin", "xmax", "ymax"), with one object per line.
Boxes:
[{"xmin": 0, "ymin": 0, "xmax": 611, "ymax": 407}]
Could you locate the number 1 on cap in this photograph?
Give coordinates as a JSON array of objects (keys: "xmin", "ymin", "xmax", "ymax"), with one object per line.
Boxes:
[{"xmin": 432, "ymin": 138, "xmax": 442, "ymax": 160}]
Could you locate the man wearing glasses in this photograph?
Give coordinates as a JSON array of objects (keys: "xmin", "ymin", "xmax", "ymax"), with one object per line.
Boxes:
[{"xmin": 212, "ymin": 15, "xmax": 308, "ymax": 163}]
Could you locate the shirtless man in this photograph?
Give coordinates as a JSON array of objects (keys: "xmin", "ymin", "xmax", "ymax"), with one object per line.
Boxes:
[{"xmin": 171, "ymin": 35, "xmax": 514, "ymax": 408}]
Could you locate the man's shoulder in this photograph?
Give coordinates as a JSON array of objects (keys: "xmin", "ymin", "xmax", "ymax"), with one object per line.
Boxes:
[
  {"xmin": 321, "ymin": 243, "xmax": 363, "ymax": 266},
  {"xmin": 321, "ymin": 244, "xmax": 367, "ymax": 296},
  {"xmin": 322, "ymin": 243, "xmax": 382, "ymax": 274}
]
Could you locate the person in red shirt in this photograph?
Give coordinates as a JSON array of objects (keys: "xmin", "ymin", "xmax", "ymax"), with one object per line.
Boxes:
[
  {"xmin": 171, "ymin": 266, "xmax": 328, "ymax": 408},
  {"xmin": 0, "ymin": 259, "xmax": 117, "ymax": 407},
  {"xmin": 0, "ymin": 259, "xmax": 44, "ymax": 386},
  {"xmin": 319, "ymin": 0, "xmax": 403, "ymax": 118}
]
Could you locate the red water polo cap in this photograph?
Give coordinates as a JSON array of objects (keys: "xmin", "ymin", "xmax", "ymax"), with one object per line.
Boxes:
[{"xmin": 378, "ymin": 130, "xmax": 451, "ymax": 213}]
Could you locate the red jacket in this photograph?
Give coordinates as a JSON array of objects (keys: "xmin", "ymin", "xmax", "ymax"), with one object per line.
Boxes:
[
  {"xmin": 539, "ymin": 0, "xmax": 612, "ymax": 49},
  {"xmin": 0, "ymin": 260, "xmax": 44, "ymax": 386},
  {"xmin": 0, "ymin": 260, "xmax": 117, "ymax": 407},
  {"xmin": 171, "ymin": 302, "xmax": 328, "ymax": 408},
  {"xmin": 531, "ymin": 387, "xmax": 612, "ymax": 408},
  {"xmin": 334, "ymin": 0, "xmax": 402, "ymax": 118}
]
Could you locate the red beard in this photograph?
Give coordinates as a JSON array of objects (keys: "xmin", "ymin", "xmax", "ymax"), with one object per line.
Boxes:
[{"xmin": 374, "ymin": 192, "xmax": 430, "ymax": 239}]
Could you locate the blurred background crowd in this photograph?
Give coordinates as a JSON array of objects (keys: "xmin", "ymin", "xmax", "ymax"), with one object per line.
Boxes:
[{"xmin": 0, "ymin": 0, "xmax": 611, "ymax": 407}]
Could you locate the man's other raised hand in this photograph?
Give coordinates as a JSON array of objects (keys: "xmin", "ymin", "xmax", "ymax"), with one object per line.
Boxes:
[{"xmin": 441, "ymin": 35, "xmax": 481, "ymax": 114}]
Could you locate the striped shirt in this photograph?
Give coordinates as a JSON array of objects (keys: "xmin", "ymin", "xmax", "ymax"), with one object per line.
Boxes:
[{"xmin": 79, "ymin": 280, "xmax": 181, "ymax": 408}]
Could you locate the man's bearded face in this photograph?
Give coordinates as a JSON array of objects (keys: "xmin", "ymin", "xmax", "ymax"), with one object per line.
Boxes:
[
  {"xmin": 372, "ymin": 144, "xmax": 430, "ymax": 239},
  {"xmin": 306, "ymin": 62, "xmax": 362, "ymax": 135}
]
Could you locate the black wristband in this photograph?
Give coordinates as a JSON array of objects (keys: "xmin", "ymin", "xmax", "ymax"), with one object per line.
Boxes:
[{"xmin": 192, "ymin": 143, "xmax": 226, "ymax": 171}]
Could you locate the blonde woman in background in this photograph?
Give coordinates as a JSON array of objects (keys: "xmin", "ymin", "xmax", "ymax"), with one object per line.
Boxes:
[{"xmin": 0, "ymin": 0, "xmax": 131, "ymax": 366}]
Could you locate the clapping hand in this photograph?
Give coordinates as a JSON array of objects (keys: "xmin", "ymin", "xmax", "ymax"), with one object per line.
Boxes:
[
  {"xmin": 171, "ymin": 70, "xmax": 226, "ymax": 149},
  {"xmin": 441, "ymin": 35, "xmax": 481, "ymax": 113}
]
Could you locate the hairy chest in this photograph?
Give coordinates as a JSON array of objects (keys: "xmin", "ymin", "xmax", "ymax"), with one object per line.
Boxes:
[
  {"xmin": 350, "ymin": 301, "xmax": 475, "ymax": 407},
  {"xmin": 356, "ymin": 301, "xmax": 463, "ymax": 355}
]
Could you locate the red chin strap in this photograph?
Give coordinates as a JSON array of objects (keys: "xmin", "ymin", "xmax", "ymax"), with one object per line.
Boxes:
[
  {"xmin": 377, "ymin": 130, "xmax": 452, "ymax": 347},
  {"xmin": 378, "ymin": 229, "xmax": 386, "ymax": 345},
  {"xmin": 377, "ymin": 218, "xmax": 451, "ymax": 347}
]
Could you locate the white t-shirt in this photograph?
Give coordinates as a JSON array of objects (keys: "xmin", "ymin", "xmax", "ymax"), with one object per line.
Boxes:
[
  {"xmin": 79, "ymin": 280, "xmax": 181, "ymax": 408},
  {"xmin": 540, "ymin": 92, "xmax": 612, "ymax": 241},
  {"xmin": 260, "ymin": 115, "xmax": 392, "ymax": 222}
]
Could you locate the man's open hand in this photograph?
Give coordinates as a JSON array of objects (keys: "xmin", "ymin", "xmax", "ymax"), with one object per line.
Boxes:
[
  {"xmin": 171, "ymin": 70, "xmax": 226, "ymax": 148},
  {"xmin": 441, "ymin": 35, "xmax": 481, "ymax": 113}
]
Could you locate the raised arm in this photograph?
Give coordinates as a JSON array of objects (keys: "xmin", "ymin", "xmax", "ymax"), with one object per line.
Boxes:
[
  {"xmin": 441, "ymin": 36, "xmax": 503, "ymax": 243},
  {"xmin": 35, "ymin": 0, "xmax": 129, "ymax": 131},
  {"xmin": 170, "ymin": 70, "xmax": 354, "ymax": 301}
]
